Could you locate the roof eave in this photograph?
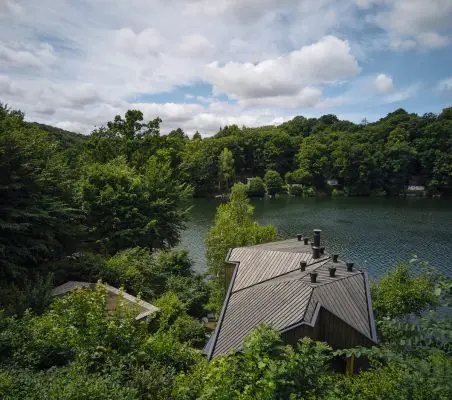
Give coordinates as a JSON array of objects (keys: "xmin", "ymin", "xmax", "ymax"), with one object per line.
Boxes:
[{"xmin": 206, "ymin": 258, "xmax": 240, "ymax": 360}]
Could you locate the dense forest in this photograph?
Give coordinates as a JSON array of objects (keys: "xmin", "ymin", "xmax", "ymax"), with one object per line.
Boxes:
[
  {"xmin": 12, "ymin": 104, "xmax": 452, "ymax": 198},
  {"xmin": 83, "ymin": 106, "xmax": 452, "ymax": 197},
  {"xmin": 1, "ymin": 102, "xmax": 451, "ymax": 399}
]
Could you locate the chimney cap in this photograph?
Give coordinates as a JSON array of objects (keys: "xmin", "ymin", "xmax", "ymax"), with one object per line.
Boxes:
[
  {"xmin": 310, "ymin": 272, "xmax": 318, "ymax": 283},
  {"xmin": 313, "ymin": 229, "xmax": 322, "ymax": 234}
]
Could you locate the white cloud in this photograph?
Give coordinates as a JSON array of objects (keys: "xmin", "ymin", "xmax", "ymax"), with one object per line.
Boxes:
[
  {"xmin": 35, "ymin": 104, "xmax": 56, "ymax": 115},
  {"xmin": 115, "ymin": 28, "xmax": 164, "ymax": 58},
  {"xmin": 239, "ymin": 87, "xmax": 323, "ymax": 109},
  {"xmin": 389, "ymin": 38, "xmax": 417, "ymax": 51},
  {"xmin": 178, "ymin": 34, "xmax": 213, "ymax": 56},
  {"xmin": 372, "ymin": 0, "xmax": 452, "ymax": 50},
  {"xmin": 0, "ymin": 0, "xmax": 23, "ymax": 17},
  {"xmin": 133, "ymin": 102, "xmax": 205, "ymax": 123},
  {"xmin": 355, "ymin": 0, "xmax": 377, "ymax": 8},
  {"xmin": 205, "ymin": 36, "xmax": 359, "ymax": 101},
  {"xmin": 417, "ymin": 32, "xmax": 450, "ymax": 49},
  {"xmin": 184, "ymin": 0, "xmax": 294, "ymax": 23},
  {"xmin": 0, "ymin": 75, "xmax": 23, "ymax": 96},
  {"xmin": 437, "ymin": 77, "xmax": 452, "ymax": 95},
  {"xmin": 374, "ymin": 74, "xmax": 394, "ymax": 93},
  {"xmin": 0, "ymin": 0, "xmax": 446, "ymax": 136},
  {"xmin": 385, "ymin": 85, "xmax": 419, "ymax": 103},
  {"xmin": 0, "ymin": 42, "xmax": 57, "ymax": 68}
]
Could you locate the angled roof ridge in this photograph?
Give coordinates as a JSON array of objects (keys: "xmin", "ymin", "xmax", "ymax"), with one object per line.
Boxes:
[
  {"xmin": 230, "ymin": 256, "xmax": 331, "ymax": 294},
  {"xmin": 309, "ymin": 269, "xmax": 364, "ymax": 287},
  {"xmin": 236, "ymin": 273, "xmax": 314, "ymax": 294},
  {"xmin": 280, "ymin": 302, "xmax": 322, "ymax": 333},
  {"xmin": 207, "ymin": 260, "xmax": 240, "ymax": 360},
  {"xmin": 363, "ymin": 271, "xmax": 378, "ymax": 342}
]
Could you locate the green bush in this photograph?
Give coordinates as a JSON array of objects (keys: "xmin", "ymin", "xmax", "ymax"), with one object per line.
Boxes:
[
  {"xmin": 371, "ymin": 263, "xmax": 437, "ymax": 319},
  {"xmin": 101, "ymin": 247, "xmax": 205, "ymax": 307},
  {"xmin": 166, "ymin": 275, "xmax": 209, "ymax": 318},
  {"xmin": 0, "ymin": 366, "xmax": 138, "ymax": 400},
  {"xmin": 103, "ymin": 247, "xmax": 164, "ymax": 299},
  {"xmin": 331, "ymin": 188, "xmax": 345, "ymax": 197},
  {"xmin": 303, "ymin": 186, "xmax": 316, "ymax": 197},
  {"xmin": 289, "ymin": 185, "xmax": 303, "ymax": 197},
  {"xmin": 247, "ymin": 177, "xmax": 265, "ymax": 197},
  {"xmin": 150, "ymin": 292, "xmax": 206, "ymax": 347},
  {"xmin": 264, "ymin": 170, "xmax": 284, "ymax": 195},
  {"xmin": 191, "ymin": 325, "xmax": 335, "ymax": 399}
]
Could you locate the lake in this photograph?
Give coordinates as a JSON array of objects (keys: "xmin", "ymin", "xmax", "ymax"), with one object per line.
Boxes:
[{"xmin": 179, "ymin": 197, "xmax": 452, "ymax": 278}]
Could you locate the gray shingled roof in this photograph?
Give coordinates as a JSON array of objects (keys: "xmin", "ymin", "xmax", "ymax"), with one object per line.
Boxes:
[{"xmin": 206, "ymin": 238, "xmax": 377, "ymax": 359}]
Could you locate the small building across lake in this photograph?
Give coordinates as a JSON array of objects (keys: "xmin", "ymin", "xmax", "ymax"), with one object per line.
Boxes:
[{"xmin": 204, "ymin": 230, "xmax": 377, "ymax": 362}]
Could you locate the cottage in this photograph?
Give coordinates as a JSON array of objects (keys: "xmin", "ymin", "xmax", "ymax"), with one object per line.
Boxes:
[
  {"xmin": 326, "ymin": 179, "xmax": 339, "ymax": 186},
  {"xmin": 204, "ymin": 230, "xmax": 377, "ymax": 367},
  {"xmin": 51, "ymin": 281, "xmax": 159, "ymax": 321},
  {"xmin": 407, "ymin": 185, "xmax": 425, "ymax": 192}
]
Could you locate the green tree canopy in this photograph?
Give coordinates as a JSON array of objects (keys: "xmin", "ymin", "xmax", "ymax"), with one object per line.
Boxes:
[
  {"xmin": 77, "ymin": 155, "xmax": 192, "ymax": 254},
  {"xmin": 218, "ymin": 147, "xmax": 235, "ymax": 192},
  {"xmin": 247, "ymin": 177, "xmax": 265, "ymax": 197},
  {"xmin": 264, "ymin": 170, "xmax": 284, "ymax": 195},
  {"xmin": 0, "ymin": 104, "xmax": 81, "ymax": 285},
  {"xmin": 205, "ymin": 183, "xmax": 277, "ymax": 311}
]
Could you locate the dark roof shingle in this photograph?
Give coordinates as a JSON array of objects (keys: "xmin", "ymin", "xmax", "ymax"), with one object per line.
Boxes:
[{"xmin": 207, "ymin": 238, "xmax": 377, "ymax": 359}]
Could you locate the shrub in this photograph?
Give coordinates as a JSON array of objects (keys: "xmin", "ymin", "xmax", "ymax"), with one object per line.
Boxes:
[
  {"xmin": 102, "ymin": 247, "xmax": 198, "ymax": 301},
  {"xmin": 0, "ymin": 366, "xmax": 139, "ymax": 400},
  {"xmin": 331, "ymin": 188, "xmax": 345, "ymax": 197},
  {"xmin": 371, "ymin": 263, "xmax": 437, "ymax": 319},
  {"xmin": 247, "ymin": 177, "xmax": 265, "ymax": 197},
  {"xmin": 166, "ymin": 275, "xmax": 209, "ymax": 318},
  {"xmin": 289, "ymin": 185, "xmax": 303, "ymax": 197},
  {"xmin": 303, "ymin": 186, "xmax": 316, "ymax": 197},
  {"xmin": 264, "ymin": 170, "xmax": 284, "ymax": 195}
]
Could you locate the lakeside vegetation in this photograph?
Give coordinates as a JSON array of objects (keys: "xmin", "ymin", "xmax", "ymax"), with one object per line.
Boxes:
[
  {"xmin": 8, "ymin": 103, "xmax": 452, "ymax": 199},
  {"xmin": 1, "ymin": 102, "xmax": 452, "ymax": 398}
]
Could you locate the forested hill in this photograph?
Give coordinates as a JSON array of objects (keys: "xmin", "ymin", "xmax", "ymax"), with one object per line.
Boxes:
[
  {"xmin": 188, "ymin": 107, "xmax": 452, "ymax": 196},
  {"xmin": 25, "ymin": 122, "xmax": 87, "ymax": 149},
  {"xmin": 17, "ymin": 105, "xmax": 452, "ymax": 197}
]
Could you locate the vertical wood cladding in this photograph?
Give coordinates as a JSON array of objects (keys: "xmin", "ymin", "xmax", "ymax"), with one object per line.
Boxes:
[{"xmin": 281, "ymin": 307, "xmax": 374, "ymax": 349}]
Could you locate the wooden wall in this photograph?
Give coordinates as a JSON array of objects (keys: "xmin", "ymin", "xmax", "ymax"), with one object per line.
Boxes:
[{"xmin": 281, "ymin": 307, "xmax": 374, "ymax": 349}]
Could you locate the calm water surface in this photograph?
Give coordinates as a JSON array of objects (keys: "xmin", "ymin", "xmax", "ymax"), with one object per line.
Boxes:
[{"xmin": 179, "ymin": 197, "xmax": 452, "ymax": 277}]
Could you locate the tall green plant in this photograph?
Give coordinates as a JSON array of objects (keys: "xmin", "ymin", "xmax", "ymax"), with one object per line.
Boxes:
[
  {"xmin": 205, "ymin": 183, "xmax": 277, "ymax": 311},
  {"xmin": 77, "ymin": 156, "xmax": 192, "ymax": 254},
  {"xmin": 0, "ymin": 104, "xmax": 82, "ymax": 312}
]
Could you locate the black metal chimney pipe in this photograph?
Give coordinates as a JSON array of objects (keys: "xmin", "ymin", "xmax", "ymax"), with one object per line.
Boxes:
[
  {"xmin": 300, "ymin": 261, "xmax": 307, "ymax": 271},
  {"xmin": 313, "ymin": 229, "xmax": 321, "ymax": 248},
  {"xmin": 303, "ymin": 237, "xmax": 309, "ymax": 245},
  {"xmin": 332, "ymin": 254, "xmax": 339, "ymax": 263},
  {"xmin": 312, "ymin": 246, "xmax": 320, "ymax": 259},
  {"xmin": 310, "ymin": 272, "xmax": 318, "ymax": 283},
  {"xmin": 297, "ymin": 234, "xmax": 302, "ymax": 241}
]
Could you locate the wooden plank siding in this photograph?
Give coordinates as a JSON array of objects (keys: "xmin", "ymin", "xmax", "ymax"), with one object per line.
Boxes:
[{"xmin": 281, "ymin": 308, "xmax": 374, "ymax": 350}]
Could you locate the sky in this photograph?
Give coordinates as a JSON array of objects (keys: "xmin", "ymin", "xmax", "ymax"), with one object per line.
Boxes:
[{"xmin": 1, "ymin": 0, "xmax": 452, "ymax": 136}]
